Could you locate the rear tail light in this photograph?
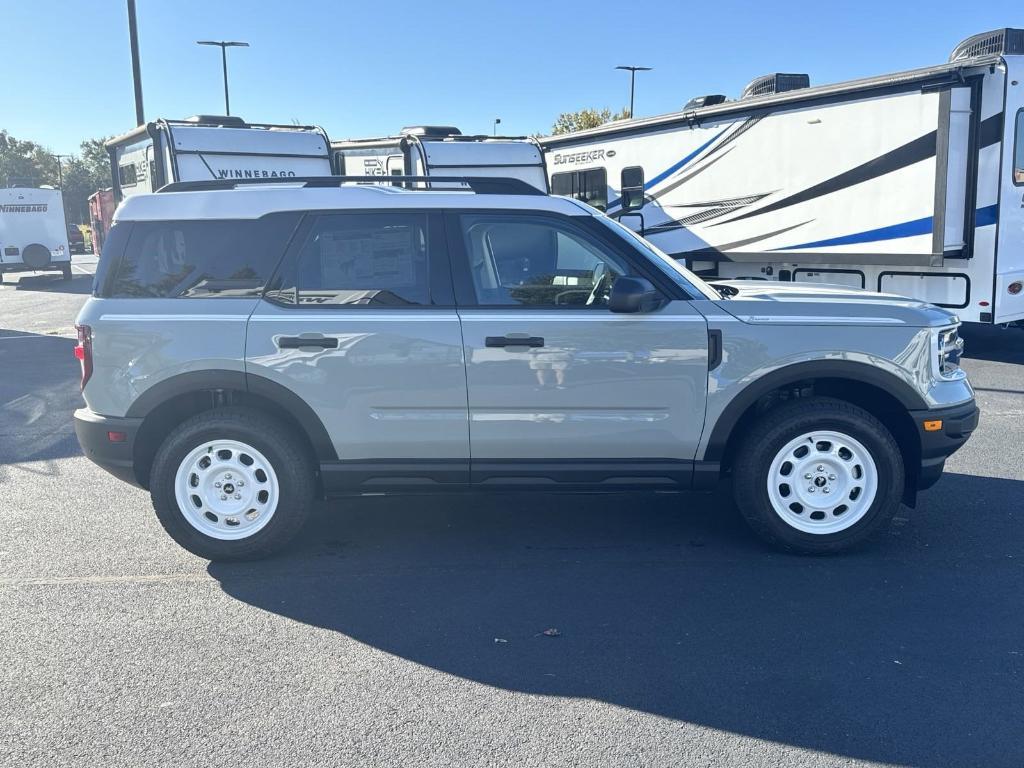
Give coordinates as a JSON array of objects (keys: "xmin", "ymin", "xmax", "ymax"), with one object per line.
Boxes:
[{"xmin": 75, "ymin": 324, "xmax": 93, "ymax": 390}]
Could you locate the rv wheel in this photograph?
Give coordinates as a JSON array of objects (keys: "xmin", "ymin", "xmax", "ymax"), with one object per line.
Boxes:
[{"xmin": 22, "ymin": 244, "xmax": 51, "ymax": 270}]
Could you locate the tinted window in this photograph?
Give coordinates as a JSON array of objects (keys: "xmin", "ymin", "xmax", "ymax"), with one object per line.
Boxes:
[
  {"xmin": 460, "ymin": 214, "xmax": 629, "ymax": 307},
  {"xmin": 290, "ymin": 212, "xmax": 431, "ymax": 306},
  {"xmin": 550, "ymin": 169, "xmax": 608, "ymax": 211},
  {"xmin": 1015, "ymin": 110, "xmax": 1024, "ymax": 185},
  {"xmin": 118, "ymin": 164, "xmax": 138, "ymax": 187},
  {"xmin": 108, "ymin": 214, "xmax": 298, "ymax": 298}
]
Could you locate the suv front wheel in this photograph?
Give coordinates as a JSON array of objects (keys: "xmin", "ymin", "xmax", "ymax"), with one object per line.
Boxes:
[
  {"xmin": 149, "ymin": 408, "xmax": 315, "ymax": 560},
  {"xmin": 733, "ymin": 397, "xmax": 904, "ymax": 554}
]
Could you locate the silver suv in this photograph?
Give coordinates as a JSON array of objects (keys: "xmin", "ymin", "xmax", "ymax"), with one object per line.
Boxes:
[{"xmin": 73, "ymin": 176, "xmax": 978, "ymax": 560}]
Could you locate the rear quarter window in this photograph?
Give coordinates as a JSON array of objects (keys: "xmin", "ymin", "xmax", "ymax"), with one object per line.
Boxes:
[{"xmin": 107, "ymin": 214, "xmax": 299, "ymax": 298}]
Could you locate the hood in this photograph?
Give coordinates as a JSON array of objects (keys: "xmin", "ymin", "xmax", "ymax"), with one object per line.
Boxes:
[{"xmin": 710, "ymin": 280, "xmax": 958, "ymax": 328}]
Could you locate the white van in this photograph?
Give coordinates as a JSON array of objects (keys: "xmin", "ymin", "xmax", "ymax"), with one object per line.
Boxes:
[{"xmin": 0, "ymin": 187, "xmax": 72, "ymax": 282}]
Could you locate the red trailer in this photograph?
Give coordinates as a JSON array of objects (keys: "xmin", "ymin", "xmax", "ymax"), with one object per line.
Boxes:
[{"xmin": 87, "ymin": 188, "xmax": 114, "ymax": 255}]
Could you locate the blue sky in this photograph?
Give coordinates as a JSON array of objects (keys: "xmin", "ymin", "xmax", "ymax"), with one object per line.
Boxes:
[{"xmin": 5, "ymin": 0, "xmax": 1022, "ymax": 154}]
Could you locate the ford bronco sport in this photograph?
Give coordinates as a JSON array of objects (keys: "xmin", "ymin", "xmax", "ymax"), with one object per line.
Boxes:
[{"xmin": 73, "ymin": 176, "xmax": 978, "ymax": 560}]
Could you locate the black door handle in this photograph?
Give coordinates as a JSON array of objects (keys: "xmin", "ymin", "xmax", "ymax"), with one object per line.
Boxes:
[
  {"xmin": 485, "ymin": 336, "xmax": 545, "ymax": 348},
  {"xmin": 277, "ymin": 335, "xmax": 339, "ymax": 349}
]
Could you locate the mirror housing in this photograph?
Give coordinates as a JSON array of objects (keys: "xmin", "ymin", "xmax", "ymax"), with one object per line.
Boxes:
[
  {"xmin": 620, "ymin": 187, "xmax": 645, "ymax": 212},
  {"xmin": 608, "ymin": 276, "xmax": 664, "ymax": 313}
]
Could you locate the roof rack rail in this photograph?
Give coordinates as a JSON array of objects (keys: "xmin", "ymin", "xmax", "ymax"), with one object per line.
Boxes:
[{"xmin": 157, "ymin": 175, "xmax": 544, "ymax": 196}]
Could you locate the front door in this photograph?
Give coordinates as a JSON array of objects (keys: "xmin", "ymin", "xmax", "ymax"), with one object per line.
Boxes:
[
  {"xmin": 447, "ymin": 210, "xmax": 709, "ymax": 486},
  {"xmin": 245, "ymin": 209, "xmax": 469, "ymax": 488}
]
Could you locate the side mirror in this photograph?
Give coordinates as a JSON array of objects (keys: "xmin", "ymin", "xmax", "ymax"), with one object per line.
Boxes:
[
  {"xmin": 608, "ymin": 276, "xmax": 664, "ymax": 313},
  {"xmin": 620, "ymin": 187, "xmax": 645, "ymax": 212}
]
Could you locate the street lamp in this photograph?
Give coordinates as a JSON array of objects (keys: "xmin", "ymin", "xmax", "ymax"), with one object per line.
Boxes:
[
  {"xmin": 196, "ymin": 40, "xmax": 250, "ymax": 116},
  {"xmin": 615, "ymin": 65, "xmax": 652, "ymax": 119},
  {"xmin": 52, "ymin": 154, "xmax": 71, "ymax": 190},
  {"xmin": 493, "ymin": 117, "xmax": 501, "ymax": 136}
]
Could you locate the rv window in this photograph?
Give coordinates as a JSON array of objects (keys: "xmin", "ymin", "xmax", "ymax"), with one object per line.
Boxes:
[
  {"xmin": 108, "ymin": 215, "xmax": 298, "ymax": 298},
  {"xmin": 549, "ymin": 169, "xmax": 609, "ymax": 212},
  {"xmin": 459, "ymin": 214, "xmax": 629, "ymax": 307},
  {"xmin": 118, "ymin": 164, "xmax": 138, "ymax": 187},
  {"xmin": 620, "ymin": 166, "xmax": 645, "ymax": 211},
  {"xmin": 286, "ymin": 213, "xmax": 432, "ymax": 307},
  {"xmin": 1014, "ymin": 110, "xmax": 1024, "ymax": 185}
]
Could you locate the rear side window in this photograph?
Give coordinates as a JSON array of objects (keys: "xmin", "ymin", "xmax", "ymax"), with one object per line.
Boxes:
[
  {"xmin": 281, "ymin": 212, "xmax": 432, "ymax": 306},
  {"xmin": 107, "ymin": 214, "xmax": 298, "ymax": 298}
]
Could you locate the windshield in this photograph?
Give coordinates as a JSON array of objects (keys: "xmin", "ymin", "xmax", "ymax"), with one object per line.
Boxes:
[{"xmin": 595, "ymin": 215, "xmax": 720, "ymax": 300}]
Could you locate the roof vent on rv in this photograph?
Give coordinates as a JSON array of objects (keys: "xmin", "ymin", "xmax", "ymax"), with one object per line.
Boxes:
[
  {"xmin": 400, "ymin": 126, "xmax": 463, "ymax": 137},
  {"xmin": 184, "ymin": 115, "xmax": 248, "ymax": 127},
  {"xmin": 683, "ymin": 94, "xmax": 727, "ymax": 111},
  {"xmin": 949, "ymin": 28, "xmax": 1024, "ymax": 62},
  {"xmin": 740, "ymin": 73, "xmax": 810, "ymax": 99}
]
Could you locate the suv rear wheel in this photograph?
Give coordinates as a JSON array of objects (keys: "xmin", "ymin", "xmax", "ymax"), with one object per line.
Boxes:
[
  {"xmin": 732, "ymin": 397, "xmax": 904, "ymax": 553},
  {"xmin": 149, "ymin": 408, "xmax": 315, "ymax": 560}
]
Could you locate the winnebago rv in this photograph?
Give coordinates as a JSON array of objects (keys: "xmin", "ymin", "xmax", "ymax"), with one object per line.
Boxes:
[
  {"xmin": 0, "ymin": 186, "xmax": 72, "ymax": 282},
  {"xmin": 332, "ymin": 126, "xmax": 548, "ymax": 191},
  {"xmin": 106, "ymin": 116, "xmax": 332, "ymax": 202},
  {"xmin": 541, "ymin": 28, "xmax": 1024, "ymax": 324}
]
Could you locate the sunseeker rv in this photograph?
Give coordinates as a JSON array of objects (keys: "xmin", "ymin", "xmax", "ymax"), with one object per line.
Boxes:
[
  {"xmin": 106, "ymin": 116, "xmax": 333, "ymax": 202},
  {"xmin": 332, "ymin": 126, "xmax": 548, "ymax": 192},
  {"xmin": 541, "ymin": 28, "xmax": 1024, "ymax": 325}
]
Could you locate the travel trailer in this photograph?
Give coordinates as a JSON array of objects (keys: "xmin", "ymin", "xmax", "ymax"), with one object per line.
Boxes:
[
  {"xmin": 0, "ymin": 186, "xmax": 72, "ymax": 281},
  {"xmin": 332, "ymin": 127, "xmax": 548, "ymax": 192},
  {"xmin": 106, "ymin": 116, "xmax": 333, "ymax": 202},
  {"xmin": 541, "ymin": 28, "xmax": 1024, "ymax": 324}
]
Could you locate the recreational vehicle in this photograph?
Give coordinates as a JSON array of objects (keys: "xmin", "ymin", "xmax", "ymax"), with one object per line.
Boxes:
[
  {"xmin": 332, "ymin": 127, "xmax": 548, "ymax": 192},
  {"xmin": 541, "ymin": 28, "xmax": 1024, "ymax": 325},
  {"xmin": 106, "ymin": 116, "xmax": 332, "ymax": 202},
  {"xmin": 0, "ymin": 186, "xmax": 72, "ymax": 281}
]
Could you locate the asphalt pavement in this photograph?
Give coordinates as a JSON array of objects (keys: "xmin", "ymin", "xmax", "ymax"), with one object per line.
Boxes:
[{"xmin": 0, "ymin": 258, "xmax": 1021, "ymax": 767}]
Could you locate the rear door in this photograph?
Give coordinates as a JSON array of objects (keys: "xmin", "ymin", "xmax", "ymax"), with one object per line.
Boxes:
[
  {"xmin": 447, "ymin": 210, "xmax": 709, "ymax": 487},
  {"xmin": 245, "ymin": 209, "xmax": 470, "ymax": 489}
]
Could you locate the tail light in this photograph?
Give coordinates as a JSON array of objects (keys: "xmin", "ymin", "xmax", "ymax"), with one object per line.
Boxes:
[{"xmin": 75, "ymin": 324, "xmax": 93, "ymax": 390}]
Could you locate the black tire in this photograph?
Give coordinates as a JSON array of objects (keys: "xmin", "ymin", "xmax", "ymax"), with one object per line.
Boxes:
[
  {"xmin": 732, "ymin": 397, "xmax": 904, "ymax": 554},
  {"xmin": 149, "ymin": 407, "xmax": 315, "ymax": 561},
  {"xmin": 60, "ymin": 263, "xmax": 72, "ymax": 280}
]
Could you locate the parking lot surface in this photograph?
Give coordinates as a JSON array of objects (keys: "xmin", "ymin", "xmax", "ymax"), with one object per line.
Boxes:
[{"xmin": 1, "ymin": 260, "xmax": 1021, "ymax": 767}]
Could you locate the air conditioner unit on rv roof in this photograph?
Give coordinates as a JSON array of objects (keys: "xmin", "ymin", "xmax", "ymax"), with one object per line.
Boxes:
[
  {"xmin": 740, "ymin": 73, "xmax": 810, "ymax": 99},
  {"xmin": 949, "ymin": 28, "xmax": 1024, "ymax": 62}
]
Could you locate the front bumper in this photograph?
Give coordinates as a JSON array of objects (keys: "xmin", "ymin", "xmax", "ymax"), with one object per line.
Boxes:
[
  {"xmin": 73, "ymin": 408, "xmax": 143, "ymax": 487},
  {"xmin": 908, "ymin": 400, "xmax": 979, "ymax": 490}
]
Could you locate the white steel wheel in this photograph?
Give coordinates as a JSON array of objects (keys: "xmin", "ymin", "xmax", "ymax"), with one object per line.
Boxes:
[
  {"xmin": 173, "ymin": 439, "xmax": 280, "ymax": 541},
  {"xmin": 766, "ymin": 429, "xmax": 879, "ymax": 535}
]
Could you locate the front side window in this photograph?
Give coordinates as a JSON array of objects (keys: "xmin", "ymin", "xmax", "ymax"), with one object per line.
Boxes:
[
  {"xmin": 118, "ymin": 163, "xmax": 138, "ymax": 187},
  {"xmin": 108, "ymin": 214, "xmax": 298, "ymax": 298},
  {"xmin": 290, "ymin": 212, "xmax": 431, "ymax": 306},
  {"xmin": 460, "ymin": 214, "xmax": 629, "ymax": 307},
  {"xmin": 1014, "ymin": 110, "xmax": 1024, "ymax": 185}
]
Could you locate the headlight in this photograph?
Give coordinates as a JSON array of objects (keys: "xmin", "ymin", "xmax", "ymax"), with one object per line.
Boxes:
[{"xmin": 934, "ymin": 325, "xmax": 964, "ymax": 380}]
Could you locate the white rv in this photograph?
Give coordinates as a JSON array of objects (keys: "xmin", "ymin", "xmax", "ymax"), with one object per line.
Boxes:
[
  {"xmin": 106, "ymin": 116, "xmax": 333, "ymax": 202},
  {"xmin": 541, "ymin": 28, "xmax": 1024, "ymax": 325},
  {"xmin": 332, "ymin": 126, "xmax": 549, "ymax": 192},
  {"xmin": 0, "ymin": 186, "xmax": 72, "ymax": 282}
]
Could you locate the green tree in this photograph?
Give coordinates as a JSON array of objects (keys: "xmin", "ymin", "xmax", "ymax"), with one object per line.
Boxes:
[
  {"xmin": 550, "ymin": 107, "xmax": 630, "ymax": 136},
  {"xmin": 0, "ymin": 130, "xmax": 111, "ymax": 224}
]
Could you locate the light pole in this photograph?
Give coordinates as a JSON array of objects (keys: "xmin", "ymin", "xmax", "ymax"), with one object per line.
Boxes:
[
  {"xmin": 615, "ymin": 65, "xmax": 652, "ymax": 118},
  {"xmin": 493, "ymin": 117, "xmax": 501, "ymax": 136},
  {"xmin": 196, "ymin": 40, "xmax": 250, "ymax": 116},
  {"xmin": 127, "ymin": 0, "xmax": 145, "ymax": 125},
  {"xmin": 53, "ymin": 154, "xmax": 71, "ymax": 190}
]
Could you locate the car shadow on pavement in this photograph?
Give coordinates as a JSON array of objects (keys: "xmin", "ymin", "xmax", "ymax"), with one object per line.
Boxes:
[
  {"xmin": 11, "ymin": 273, "xmax": 94, "ymax": 295},
  {"xmin": 960, "ymin": 324, "xmax": 1024, "ymax": 365},
  {"xmin": 0, "ymin": 330, "xmax": 83, "ymax": 466},
  {"xmin": 209, "ymin": 472, "xmax": 1023, "ymax": 767}
]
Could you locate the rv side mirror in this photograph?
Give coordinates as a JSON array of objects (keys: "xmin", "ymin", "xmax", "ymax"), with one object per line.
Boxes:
[
  {"xmin": 608, "ymin": 276, "xmax": 663, "ymax": 313},
  {"xmin": 621, "ymin": 187, "xmax": 645, "ymax": 212}
]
